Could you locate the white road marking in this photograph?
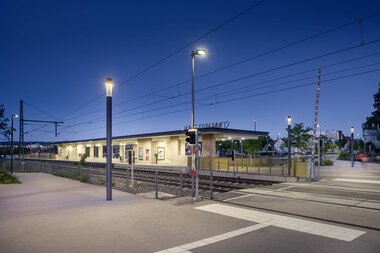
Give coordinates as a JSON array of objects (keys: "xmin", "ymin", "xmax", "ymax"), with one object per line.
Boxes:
[
  {"xmin": 333, "ymin": 179, "xmax": 380, "ymax": 184},
  {"xmin": 276, "ymin": 186, "xmax": 295, "ymax": 191},
  {"xmin": 195, "ymin": 204, "xmax": 366, "ymax": 242},
  {"xmin": 223, "ymin": 193, "xmax": 255, "ymax": 202},
  {"xmin": 155, "ymin": 223, "xmax": 268, "ymax": 253},
  {"xmin": 156, "ymin": 204, "xmax": 366, "ymax": 253}
]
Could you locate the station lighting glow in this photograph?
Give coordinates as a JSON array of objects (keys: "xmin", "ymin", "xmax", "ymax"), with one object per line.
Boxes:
[
  {"xmin": 105, "ymin": 78, "xmax": 113, "ymax": 97},
  {"xmin": 195, "ymin": 49, "xmax": 207, "ymax": 56},
  {"xmin": 287, "ymin": 115, "xmax": 292, "ymax": 126}
]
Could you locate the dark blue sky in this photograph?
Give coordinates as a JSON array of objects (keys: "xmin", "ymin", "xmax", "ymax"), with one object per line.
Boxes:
[{"xmin": 1, "ymin": 0, "xmax": 379, "ymax": 142}]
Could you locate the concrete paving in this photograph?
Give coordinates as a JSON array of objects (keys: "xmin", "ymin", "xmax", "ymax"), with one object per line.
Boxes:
[
  {"xmin": 1, "ymin": 170, "xmax": 380, "ymax": 253},
  {"xmin": 0, "ymin": 173, "xmax": 249, "ymax": 253},
  {"xmin": 219, "ymin": 159, "xmax": 380, "ymax": 229}
]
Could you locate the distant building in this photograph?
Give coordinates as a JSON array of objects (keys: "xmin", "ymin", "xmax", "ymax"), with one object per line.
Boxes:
[
  {"xmin": 308, "ymin": 130, "xmax": 344, "ymax": 141},
  {"xmin": 362, "ymin": 122, "xmax": 380, "ymax": 152}
]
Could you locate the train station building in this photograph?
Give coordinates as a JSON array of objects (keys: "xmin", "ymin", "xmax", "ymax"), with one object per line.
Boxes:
[{"xmin": 55, "ymin": 127, "xmax": 268, "ymax": 167}]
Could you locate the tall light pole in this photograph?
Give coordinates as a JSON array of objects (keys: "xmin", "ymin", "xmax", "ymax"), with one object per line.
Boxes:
[
  {"xmin": 191, "ymin": 48, "xmax": 207, "ymax": 201},
  {"xmin": 351, "ymin": 126, "xmax": 354, "ymax": 167},
  {"xmin": 287, "ymin": 116, "xmax": 292, "ymax": 176},
  {"xmin": 317, "ymin": 124, "xmax": 321, "ymax": 178},
  {"xmin": 11, "ymin": 114, "xmax": 18, "ymax": 175},
  {"xmin": 241, "ymin": 138, "xmax": 244, "ymax": 157},
  {"xmin": 105, "ymin": 78, "xmax": 113, "ymax": 201}
]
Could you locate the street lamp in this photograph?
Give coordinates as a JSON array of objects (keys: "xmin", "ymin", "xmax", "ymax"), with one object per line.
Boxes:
[
  {"xmin": 241, "ymin": 137, "xmax": 245, "ymax": 157},
  {"xmin": 351, "ymin": 126, "xmax": 354, "ymax": 167},
  {"xmin": 105, "ymin": 78, "xmax": 113, "ymax": 201},
  {"xmin": 11, "ymin": 114, "xmax": 18, "ymax": 175},
  {"xmin": 287, "ymin": 116, "xmax": 292, "ymax": 176},
  {"xmin": 191, "ymin": 48, "xmax": 207, "ymax": 201},
  {"xmin": 317, "ymin": 124, "xmax": 321, "ymax": 178}
]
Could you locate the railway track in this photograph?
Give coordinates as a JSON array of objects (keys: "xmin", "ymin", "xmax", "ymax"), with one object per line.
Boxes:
[{"xmin": 22, "ymin": 158, "xmax": 277, "ymax": 195}]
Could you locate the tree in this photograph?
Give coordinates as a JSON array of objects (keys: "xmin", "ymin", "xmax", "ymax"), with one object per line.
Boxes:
[
  {"xmin": 0, "ymin": 105, "xmax": 11, "ymax": 140},
  {"xmin": 364, "ymin": 86, "xmax": 380, "ymax": 126},
  {"xmin": 335, "ymin": 139, "xmax": 348, "ymax": 150},
  {"xmin": 281, "ymin": 123, "xmax": 313, "ymax": 153},
  {"xmin": 243, "ymin": 136, "xmax": 268, "ymax": 154},
  {"xmin": 319, "ymin": 135, "xmax": 337, "ymax": 154}
]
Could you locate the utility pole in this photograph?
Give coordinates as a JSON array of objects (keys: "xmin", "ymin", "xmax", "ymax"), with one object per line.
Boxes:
[
  {"xmin": 19, "ymin": 99, "xmax": 63, "ymax": 161},
  {"xmin": 311, "ymin": 69, "xmax": 321, "ymax": 180},
  {"xmin": 19, "ymin": 100, "xmax": 24, "ymax": 161}
]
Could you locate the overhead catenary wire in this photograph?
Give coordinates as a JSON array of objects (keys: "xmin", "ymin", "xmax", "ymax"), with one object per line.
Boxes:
[
  {"xmin": 66, "ymin": 11, "xmax": 380, "ymax": 114},
  {"xmin": 24, "ymin": 101, "xmax": 62, "ymax": 121},
  {"xmin": 60, "ymin": 0, "xmax": 267, "ymax": 120},
  {"xmin": 47, "ymin": 68, "xmax": 380, "ymax": 140},
  {"xmin": 58, "ymin": 45, "xmax": 380, "ymax": 130},
  {"xmin": 62, "ymin": 39, "xmax": 380, "ymax": 129},
  {"xmin": 62, "ymin": 50, "xmax": 380, "ymax": 126}
]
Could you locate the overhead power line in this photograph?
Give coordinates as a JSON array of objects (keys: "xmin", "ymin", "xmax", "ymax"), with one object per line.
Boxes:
[
  {"xmin": 60, "ymin": 45, "xmax": 380, "ymax": 131},
  {"xmin": 61, "ymin": 0, "xmax": 267, "ymax": 120},
  {"xmin": 54, "ymin": 67, "xmax": 380, "ymax": 138},
  {"xmin": 103, "ymin": 11, "xmax": 380, "ymax": 109},
  {"xmin": 24, "ymin": 101, "xmax": 61, "ymax": 121}
]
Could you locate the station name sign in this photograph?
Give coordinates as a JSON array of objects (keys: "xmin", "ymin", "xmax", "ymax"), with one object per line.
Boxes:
[{"xmin": 183, "ymin": 121, "xmax": 230, "ymax": 130}]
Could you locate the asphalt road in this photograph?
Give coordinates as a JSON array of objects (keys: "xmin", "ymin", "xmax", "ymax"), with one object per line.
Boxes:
[{"xmin": 1, "ymin": 171, "xmax": 380, "ymax": 253}]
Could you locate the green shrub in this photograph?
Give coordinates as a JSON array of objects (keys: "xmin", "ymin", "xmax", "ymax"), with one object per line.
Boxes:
[
  {"xmin": 0, "ymin": 172, "xmax": 20, "ymax": 184},
  {"xmin": 322, "ymin": 159, "xmax": 333, "ymax": 166},
  {"xmin": 79, "ymin": 154, "xmax": 87, "ymax": 166},
  {"xmin": 338, "ymin": 153, "xmax": 349, "ymax": 160},
  {"xmin": 79, "ymin": 174, "xmax": 89, "ymax": 183}
]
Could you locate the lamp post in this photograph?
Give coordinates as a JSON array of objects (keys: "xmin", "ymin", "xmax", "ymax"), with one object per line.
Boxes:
[
  {"xmin": 241, "ymin": 138, "xmax": 244, "ymax": 157},
  {"xmin": 105, "ymin": 78, "xmax": 113, "ymax": 201},
  {"xmin": 351, "ymin": 126, "xmax": 354, "ymax": 167},
  {"xmin": 287, "ymin": 116, "xmax": 292, "ymax": 176},
  {"xmin": 191, "ymin": 48, "xmax": 207, "ymax": 201},
  {"xmin": 11, "ymin": 114, "xmax": 18, "ymax": 175},
  {"xmin": 317, "ymin": 124, "xmax": 321, "ymax": 178}
]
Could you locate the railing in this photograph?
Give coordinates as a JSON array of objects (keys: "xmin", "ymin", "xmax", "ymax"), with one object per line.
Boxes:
[{"xmin": 190, "ymin": 157, "xmax": 307, "ymax": 177}]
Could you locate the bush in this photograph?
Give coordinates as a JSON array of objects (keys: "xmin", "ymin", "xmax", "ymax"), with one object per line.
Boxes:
[
  {"xmin": 322, "ymin": 159, "xmax": 334, "ymax": 166},
  {"xmin": 0, "ymin": 172, "xmax": 20, "ymax": 184},
  {"xmin": 79, "ymin": 154, "xmax": 87, "ymax": 166},
  {"xmin": 338, "ymin": 153, "xmax": 349, "ymax": 160},
  {"xmin": 79, "ymin": 174, "xmax": 89, "ymax": 183}
]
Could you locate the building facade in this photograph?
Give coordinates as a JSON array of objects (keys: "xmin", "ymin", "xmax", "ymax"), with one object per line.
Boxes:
[{"xmin": 55, "ymin": 128, "xmax": 268, "ymax": 166}]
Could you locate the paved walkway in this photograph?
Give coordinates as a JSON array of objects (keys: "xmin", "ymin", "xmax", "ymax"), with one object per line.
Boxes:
[{"xmin": 1, "ymin": 172, "xmax": 379, "ymax": 253}]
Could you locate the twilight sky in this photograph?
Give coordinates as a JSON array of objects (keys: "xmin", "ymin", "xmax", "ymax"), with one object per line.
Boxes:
[{"xmin": 1, "ymin": 0, "xmax": 379, "ymax": 142}]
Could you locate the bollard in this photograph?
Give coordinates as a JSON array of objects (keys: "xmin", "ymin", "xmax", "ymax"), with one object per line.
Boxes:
[
  {"xmin": 179, "ymin": 170, "xmax": 183, "ymax": 196},
  {"xmin": 210, "ymin": 171, "xmax": 213, "ymax": 200},
  {"xmin": 126, "ymin": 168, "xmax": 129, "ymax": 190},
  {"xmin": 155, "ymin": 169, "xmax": 158, "ymax": 199}
]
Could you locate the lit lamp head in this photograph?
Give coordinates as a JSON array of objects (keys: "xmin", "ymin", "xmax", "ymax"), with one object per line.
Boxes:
[
  {"xmin": 350, "ymin": 127, "xmax": 354, "ymax": 134},
  {"xmin": 105, "ymin": 78, "xmax": 113, "ymax": 97},
  {"xmin": 287, "ymin": 116, "xmax": 292, "ymax": 126},
  {"xmin": 193, "ymin": 48, "xmax": 207, "ymax": 57},
  {"xmin": 12, "ymin": 114, "xmax": 18, "ymax": 118}
]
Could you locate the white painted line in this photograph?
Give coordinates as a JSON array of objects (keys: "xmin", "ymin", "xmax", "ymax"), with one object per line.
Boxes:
[
  {"xmin": 333, "ymin": 179, "xmax": 380, "ymax": 184},
  {"xmin": 223, "ymin": 193, "xmax": 255, "ymax": 202},
  {"xmin": 195, "ymin": 204, "xmax": 366, "ymax": 242},
  {"xmin": 155, "ymin": 223, "xmax": 268, "ymax": 253},
  {"xmin": 276, "ymin": 186, "xmax": 294, "ymax": 191},
  {"xmin": 156, "ymin": 203, "xmax": 366, "ymax": 252}
]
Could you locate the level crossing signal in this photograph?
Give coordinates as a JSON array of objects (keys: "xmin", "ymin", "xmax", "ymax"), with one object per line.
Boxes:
[{"xmin": 185, "ymin": 129, "xmax": 197, "ymax": 144}]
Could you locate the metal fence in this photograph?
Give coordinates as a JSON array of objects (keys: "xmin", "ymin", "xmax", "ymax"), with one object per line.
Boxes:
[
  {"xmin": 0, "ymin": 159, "xmax": 190, "ymax": 199},
  {"xmin": 193, "ymin": 157, "xmax": 307, "ymax": 177}
]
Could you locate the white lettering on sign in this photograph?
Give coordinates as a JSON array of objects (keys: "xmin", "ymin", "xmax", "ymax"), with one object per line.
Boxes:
[{"xmin": 183, "ymin": 121, "xmax": 230, "ymax": 130}]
